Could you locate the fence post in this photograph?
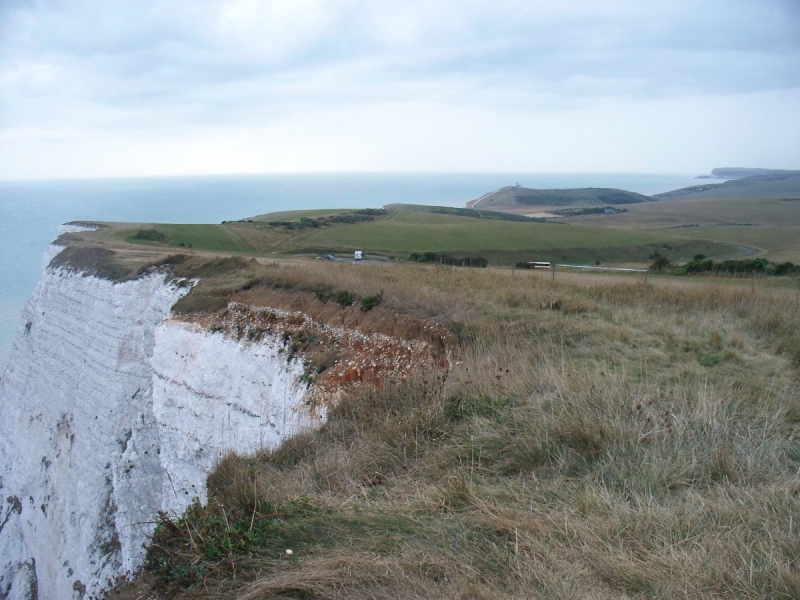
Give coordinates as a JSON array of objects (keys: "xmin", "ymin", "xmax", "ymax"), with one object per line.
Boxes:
[{"xmin": 644, "ymin": 269, "xmax": 648, "ymax": 285}]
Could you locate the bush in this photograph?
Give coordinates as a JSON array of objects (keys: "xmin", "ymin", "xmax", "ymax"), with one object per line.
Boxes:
[
  {"xmin": 334, "ymin": 290, "xmax": 354, "ymax": 307},
  {"xmin": 360, "ymin": 292, "xmax": 383, "ymax": 312},
  {"xmin": 313, "ymin": 286, "xmax": 355, "ymax": 306},
  {"xmin": 649, "ymin": 255, "xmax": 671, "ymax": 271},
  {"xmin": 408, "ymin": 252, "xmax": 488, "ymax": 267},
  {"xmin": 132, "ymin": 228, "xmax": 169, "ymax": 243},
  {"xmin": 681, "ymin": 257, "xmax": 798, "ymax": 276}
]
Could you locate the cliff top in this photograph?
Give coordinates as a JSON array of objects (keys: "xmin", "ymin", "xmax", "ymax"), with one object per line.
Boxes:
[
  {"xmin": 109, "ymin": 250, "xmax": 800, "ymax": 599},
  {"xmin": 50, "ymin": 199, "xmax": 747, "ymax": 274},
  {"xmin": 655, "ymin": 169, "xmax": 800, "ymax": 200},
  {"xmin": 466, "ymin": 186, "xmax": 653, "ymax": 210}
]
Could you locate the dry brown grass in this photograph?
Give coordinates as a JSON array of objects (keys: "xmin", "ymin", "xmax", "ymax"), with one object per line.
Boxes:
[{"xmin": 139, "ymin": 263, "xmax": 800, "ymax": 599}]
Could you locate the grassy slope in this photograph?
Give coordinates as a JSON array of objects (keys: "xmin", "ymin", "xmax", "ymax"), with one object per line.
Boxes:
[
  {"xmin": 247, "ymin": 208, "xmax": 352, "ymax": 222},
  {"xmin": 687, "ymin": 226, "xmax": 800, "ymax": 262},
  {"xmin": 470, "ymin": 186, "xmax": 653, "ymax": 209},
  {"xmin": 277, "ymin": 211, "xmax": 699, "ymax": 254},
  {"xmin": 558, "ymin": 197, "xmax": 800, "ymax": 262},
  {"xmin": 383, "ymin": 203, "xmax": 538, "ymax": 222},
  {"xmin": 119, "ymin": 224, "xmax": 254, "ymax": 253},
  {"xmin": 72, "ymin": 207, "xmax": 751, "ymax": 268},
  {"xmin": 600, "ymin": 197, "xmax": 800, "ymax": 228},
  {"xmin": 124, "ymin": 262, "xmax": 800, "ymax": 600},
  {"xmin": 655, "ymin": 172, "xmax": 800, "ymax": 200}
]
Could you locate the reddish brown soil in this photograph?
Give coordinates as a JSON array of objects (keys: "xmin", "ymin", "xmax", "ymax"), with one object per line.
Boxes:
[{"xmin": 175, "ymin": 288, "xmax": 450, "ymax": 412}]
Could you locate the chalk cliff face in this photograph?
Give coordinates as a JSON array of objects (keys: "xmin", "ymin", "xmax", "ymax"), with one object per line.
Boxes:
[
  {"xmin": 0, "ymin": 249, "xmax": 318, "ymax": 599},
  {"xmin": 151, "ymin": 321, "xmax": 318, "ymax": 516}
]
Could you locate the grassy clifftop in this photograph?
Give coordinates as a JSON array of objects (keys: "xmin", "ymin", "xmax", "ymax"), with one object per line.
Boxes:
[
  {"xmin": 109, "ymin": 260, "xmax": 800, "ymax": 599},
  {"xmin": 56, "ymin": 204, "xmax": 748, "ymax": 271},
  {"xmin": 655, "ymin": 170, "xmax": 800, "ymax": 200},
  {"xmin": 468, "ymin": 186, "xmax": 653, "ymax": 209}
]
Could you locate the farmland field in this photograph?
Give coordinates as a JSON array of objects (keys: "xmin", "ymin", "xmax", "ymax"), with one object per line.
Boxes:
[
  {"xmin": 120, "ymin": 224, "xmax": 254, "ymax": 253},
  {"xmin": 557, "ymin": 197, "xmax": 800, "ymax": 262},
  {"xmin": 71, "ymin": 208, "xmax": 750, "ymax": 266}
]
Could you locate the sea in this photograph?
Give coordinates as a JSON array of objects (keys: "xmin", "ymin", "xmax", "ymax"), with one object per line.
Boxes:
[{"xmin": 0, "ymin": 172, "xmax": 705, "ymax": 370}]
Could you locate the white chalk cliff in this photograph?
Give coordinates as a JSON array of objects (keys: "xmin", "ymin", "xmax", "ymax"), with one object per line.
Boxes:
[{"xmin": 0, "ymin": 247, "xmax": 317, "ymax": 599}]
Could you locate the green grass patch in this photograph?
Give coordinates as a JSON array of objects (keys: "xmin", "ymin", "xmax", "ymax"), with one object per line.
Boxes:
[
  {"xmin": 282, "ymin": 211, "xmax": 684, "ymax": 261},
  {"xmin": 131, "ymin": 228, "xmax": 169, "ymax": 243},
  {"xmin": 247, "ymin": 208, "xmax": 353, "ymax": 223},
  {"xmin": 387, "ymin": 203, "xmax": 543, "ymax": 222},
  {"xmin": 126, "ymin": 224, "xmax": 252, "ymax": 253},
  {"xmin": 49, "ymin": 246, "xmax": 132, "ymax": 281}
]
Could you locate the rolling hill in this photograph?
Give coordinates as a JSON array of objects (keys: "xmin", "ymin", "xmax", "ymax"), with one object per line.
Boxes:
[
  {"xmin": 655, "ymin": 169, "xmax": 800, "ymax": 200},
  {"xmin": 64, "ymin": 203, "xmax": 749, "ymax": 268},
  {"xmin": 467, "ymin": 186, "xmax": 653, "ymax": 210}
]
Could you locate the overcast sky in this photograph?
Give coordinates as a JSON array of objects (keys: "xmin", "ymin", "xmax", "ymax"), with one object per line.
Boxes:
[{"xmin": 1, "ymin": 0, "xmax": 799, "ymax": 179}]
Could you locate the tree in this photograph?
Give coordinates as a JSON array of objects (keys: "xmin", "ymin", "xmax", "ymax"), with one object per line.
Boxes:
[{"xmin": 650, "ymin": 255, "xmax": 671, "ymax": 271}]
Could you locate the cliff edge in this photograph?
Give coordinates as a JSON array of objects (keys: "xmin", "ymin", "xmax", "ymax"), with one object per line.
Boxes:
[{"xmin": 0, "ymin": 244, "xmax": 443, "ymax": 598}]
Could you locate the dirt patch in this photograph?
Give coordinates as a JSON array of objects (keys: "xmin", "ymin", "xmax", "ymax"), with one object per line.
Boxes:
[
  {"xmin": 234, "ymin": 287, "xmax": 447, "ymax": 346},
  {"xmin": 175, "ymin": 291, "xmax": 450, "ymax": 412}
]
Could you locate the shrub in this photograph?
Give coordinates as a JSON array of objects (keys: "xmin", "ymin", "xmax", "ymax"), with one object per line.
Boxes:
[
  {"xmin": 360, "ymin": 292, "xmax": 383, "ymax": 312},
  {"xmin": 334, "ymin": 290, "xmax": 354, "ymax": 307},
  {"xmin": 408, "ymin": 253, "xmax": 488, "ymax": 267},
  {"xmin": 649, "ymin": 255, "xmax": 671, "ymax": 271},
  {"xmin": 131, "ymin": 228, "xmax": 169, "ymax": 243},
  {"xmin": 311, "ymin": 286, "xmax": 355, "ymax": 307},
  {"xmin": 681, "ymin": 257, "xmax": 798, "ymax": 276}
]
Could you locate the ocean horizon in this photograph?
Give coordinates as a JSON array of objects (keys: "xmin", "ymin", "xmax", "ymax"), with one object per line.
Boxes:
[{"xmin": 0, "ymin": 171, "xmax": 706, "ymax": 369}]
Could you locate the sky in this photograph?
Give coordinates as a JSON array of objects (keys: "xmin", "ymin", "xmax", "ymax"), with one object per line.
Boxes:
[{"xmin": 1, "ymin": 0, "xmax": 799, "ymax": 179}]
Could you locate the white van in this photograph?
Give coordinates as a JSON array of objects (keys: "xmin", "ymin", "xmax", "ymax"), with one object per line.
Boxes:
[{"xmin": 354, "ymin": 251, "xmax": 363, "ymax": 260}]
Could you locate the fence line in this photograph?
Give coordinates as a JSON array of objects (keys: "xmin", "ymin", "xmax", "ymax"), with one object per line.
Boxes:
[
  {"xmin": 550, "ymin": 263, "xmax": 649, "ymax": 283},
  {"xmin": 556, "ymin": 264, "xmax": 648, "ymax": 273}
]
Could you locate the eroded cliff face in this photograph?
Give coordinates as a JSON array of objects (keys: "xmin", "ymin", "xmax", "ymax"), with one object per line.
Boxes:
[
  {"xmin": 0, "ymin": 249, "xmax": 190, "ymax": 599},
  {"xmin": 151, "ymin": 321, "xmax": 315, "ymax": 517},
  {"xmin": 0, "ymin": 248, "xmax": 444, "ymax": 599}
]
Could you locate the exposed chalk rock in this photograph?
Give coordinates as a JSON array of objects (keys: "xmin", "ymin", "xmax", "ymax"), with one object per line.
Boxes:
[
  {"xmin": 0, "ymin": 251, "xmax": 320, "ymax": 598},
  {"xmin": 151, "ymin": 320, "xmax": 320, "ymax": 516},
  {"xmin": 0, "ymin": 242, "xmax": 442, "ymax": 598}
]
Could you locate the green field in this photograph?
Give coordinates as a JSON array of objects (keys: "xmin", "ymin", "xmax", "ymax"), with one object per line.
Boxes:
[
  {"xmin": 75, "ymin": 206, "xmax": 753, "ymax": 266},
  {"xmin": 123, "ymin": 224, "xmax": 253, "ymax": 253},
  {"xmin": 686, "ymin": 226, "xmax": 800, "ymax": 262},
  {"xmin": 654, "ymin": 170, "xmax": 800, "ymax": 200},
  {"xmin": 556, "ymin": 196, "xmax": 800, "ymax": 262},
  {"xmin": 271, "ymin": 210, "xmax": 727, "ymax": 263},
  {"xmin": 469, "ymin": 185, "xmax": 653, "ymax": 209},
  {"xmin": 602, "ymin": 196, "xmax": 800, "ymax": 229},
  {"xmin": 248, "ymin": 208, "xmax": 352, "ymax": 222}
]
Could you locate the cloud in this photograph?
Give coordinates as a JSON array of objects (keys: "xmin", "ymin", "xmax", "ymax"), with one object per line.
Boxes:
[{"xmin": 0, "ymin": 0, "xmax": 798, "ymax": 177}]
